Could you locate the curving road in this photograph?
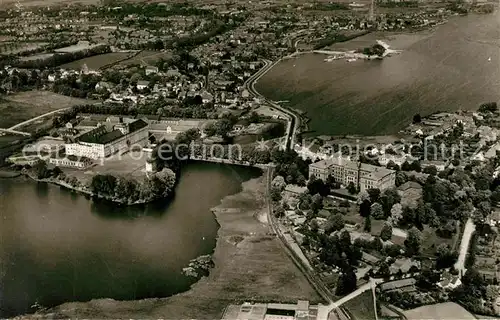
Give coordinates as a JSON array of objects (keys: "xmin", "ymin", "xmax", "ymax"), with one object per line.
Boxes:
[
  {"xmin": 8, "ymin": 107, "xmax": 72, "ymax": 131},
  {"xmin": 245, "ymin": 59, "xmax": 300, "ymax": 151},
  {"xmin": 266, "ymin": 167, "xmax": 334, "ymax": 303},
  {"xmin": 258, "ymin": 47, "xmax": 386, "ymax": 320},
  {"xmin": 266, "ymin": 167, "xmax": 387, "ymax": 320},
  {"xmin": 0, "ymin": 128, "xmax": 31, "ymax": 136}
]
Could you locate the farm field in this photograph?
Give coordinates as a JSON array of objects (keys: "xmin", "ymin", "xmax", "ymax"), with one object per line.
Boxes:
[
  {"xmin": 0, "ymin": 134, "xmax": 24, "ymax": 147},
  {"xmin": 344, "ymin": 291, "xmax": 376, "ymax": 320},
  {"xmin": 0, "ymin": 41, "xmax": 47, "ymax": 55},
  {"xmin": 403, "ymin": 302, "xmax": 476, "ymax": 320},
  {"xmin": 115, "ymin": 50, "xmax": 173, "ymax": 68},
  {"xmin": 0, "ymin": 91, "xmax": 94, "ymax": 129},
  {"xmin": 59, "ymin": 52, "xmax": 134, "ymax": 70}
]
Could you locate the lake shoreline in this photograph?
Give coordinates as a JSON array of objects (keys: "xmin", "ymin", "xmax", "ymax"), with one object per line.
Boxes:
[
  {"xmin": 257, "ymin": 13, "xmax": 500, "ymax": 137},
  {"xmin": 11, "ymin": 169, "xmax": 168, "ymax": 206},
  {"xmin": 28, "ymin": 169, "xmax": 320, "ymax": 319}
]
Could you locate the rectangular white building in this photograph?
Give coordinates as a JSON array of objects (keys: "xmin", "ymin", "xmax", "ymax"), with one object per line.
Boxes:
[
  {"xmin": 309, "ymin": 157, "xmax": 396, "ymax": 191},
  {"xmin": 65, "ymin": 119, "xmax": 148, "ymax": 159}
]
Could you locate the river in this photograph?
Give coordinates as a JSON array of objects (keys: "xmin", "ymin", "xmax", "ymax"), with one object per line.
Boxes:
[
  {"xmin": 257, "ymin": 13, "xmax": 500, "ymax": 136},
  {"xmin": 0, "ymin": 162, "xmax": 261, "ymax": 318}
]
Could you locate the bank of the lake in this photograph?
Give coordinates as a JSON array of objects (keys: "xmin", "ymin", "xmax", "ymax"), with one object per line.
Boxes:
[
  {"xmin": 257, "ymin": 13, "xmax": 500, "ymax": 137},
  {"xmin": 0, "ymin": 162, "xmax": 263, "ymax": 318},
  {"xmin": 25, "ymin": 169, "xmax": 321, "ymax": 319}
]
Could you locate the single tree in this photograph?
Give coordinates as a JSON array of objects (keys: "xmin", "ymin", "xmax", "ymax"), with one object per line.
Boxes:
[
  {"xmin": 405, "ymin": 227, "xmax": 422, "ymax": 256},
  {"xmin": 336, "ymin": 268, "xmax": 357, "ymax": 295},
  {"xmin": 347, "ymin": 181, "xmax": 357, "ymax": 194},
  {"xmin": 364, "ymin": 215, "xmax": 372, "ymax": 232},
  {"xmin": 412, "ymin": 113, "xmax": 422, "ymax": 124},
  {"xmin": 380, "ymin": 222, "xmax": 393, "ymax": 241},
  {"xmin": 371, "ymin": 202, "xmax": 385, "ymax": 220}
]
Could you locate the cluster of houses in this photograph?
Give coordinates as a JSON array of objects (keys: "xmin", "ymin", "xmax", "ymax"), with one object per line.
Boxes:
[{"xmin": 295, "ymin": 110, "xmax": 500, "ymax": 185}]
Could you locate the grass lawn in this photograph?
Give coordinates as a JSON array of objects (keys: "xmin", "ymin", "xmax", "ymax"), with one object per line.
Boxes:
[
  {"xmin": 341, "ymin": 205, "xmax": 385, "ymax": 238},
  {"xmin": 0, "ymin": 91, "xmax": 95, "ymax": 130},
  {"xmin": 59, "ymin": 52, "xmax": 133, "ymax": 70},
  {"xmin": 325, "ymin": 198, "xmax": 452, "ymax": 250},
  {"xmin": 0, "ymin": 134, "xmax": 24, "ymax": 148},
  {"xmin": 0, "ymin": 100, "xmax": 38, "ymax": 128},
  {"xmin": 344, "ymin": 291, "xmax": 376, "ymax": 320},
  {"xmin": 63, "ymin": 149, "xmax": 148, "ymax": 186},
  {"xmin": 404, "ymin": 302, "xmax": 475, "ymax": 320},
  {"xmin": 420, "ymin": 226, "xmax": 454, "ymax": 256},
  {"xmin": 115, "ymin": 50, "xmax": 173, "ymax": 68}
]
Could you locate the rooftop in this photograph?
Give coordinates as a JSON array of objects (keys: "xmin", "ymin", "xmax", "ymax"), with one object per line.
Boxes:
[
  {"xmin": 284, "ymin": 184, "xmax": 307, "ymax": 195},
  {"xmin": 310, "ymin": 157, "xmax": 395, "ymax": 180},
  {"xmin": 380, "ymin": 278, "xmax": 416, "ymax": 291},
  {"xmin": 77, "ymin": 119, "xmax": 147, "ymax": 145}
]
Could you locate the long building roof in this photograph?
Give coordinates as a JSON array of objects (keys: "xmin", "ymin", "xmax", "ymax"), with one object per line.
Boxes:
[
  {"xmin": 310, "ymin": 157, "xmax": 395, "ymax": 180},
  {"xmin": 77, "ymin": 119, "xmax": 147, "ymax": 145}
]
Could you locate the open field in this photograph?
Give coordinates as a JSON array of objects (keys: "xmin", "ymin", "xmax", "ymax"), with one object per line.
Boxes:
[
  {"xmin": 6, "ymin": 91, "xmax": 92, "ymax": 110},
  {"xmin": 0, "ymin": 134, "xmax": 24, "ymax": 148},
  {"xmin": 63, "ymin": 149, "xmax": 149, "ymax": 186},
  {"xmin": 0, "ymin": 100, "xmax": 42, "ymax": 129},
  {"xmin": 404, "ymin": 302, "xmax": 476, "ymax": 320},
  {"xmin": 254, "ymin": 105, "xmax": 288, "ymax": 119},
  {"xmin": 0, "ymin": 42, "xmax": 48, "ymax": 55},
  {"xmin": 344, "ymin": 291, "xmax": 376, "ymax": 320},
  {"xmin": 0, "ymin": 91, "xmax": 95, "ymax": 130},
  {"xmin": 115, "ymin": 50, "xmax": 173, "ymax": 68},
  {"xmin": 36, "ymin": 174, "xmax": 321, "ymax": 319},
  {"xmin": 59, "ymin": 52, "xmax": 134, "ymax": 70},
  {"xmin": 1, "ymin": 0, "xmax": 100, "ymax": 7},
  {"xmin": 0, "ymin": 134, "xmax": 29, "ymax": 165}
]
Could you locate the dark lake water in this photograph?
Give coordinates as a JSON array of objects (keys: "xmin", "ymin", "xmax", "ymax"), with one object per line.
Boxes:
[
  {"xmin": 257, "ymin": 13, "xmax": 500, "ymax": 136},
  {"xmin": 0, "ymin": 162, "xmax": 261, "ymax": 317}
]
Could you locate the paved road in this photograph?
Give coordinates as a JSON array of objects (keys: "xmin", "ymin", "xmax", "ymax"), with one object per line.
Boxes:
[
  {"xmin": 8, "ymin": 107, "xmax": 71, "ymax": 131},
  {"xmin": 265, "ymin": 167, "xmax": 388, "ymax": 320},
  {"xmin": 317, "ymin": 278, "xmax": 383, "ymax": 320},
  {"xmin": 244, "ymin": 59, "xmax": 300, "ymax": 151},
  {"xmin": 265, "ymin": 168, "xmax": 334, "ymax": 304},
  {"xmin": 0, "ymin": 128, "xmax": 31, "ymax": 136},
  {"xmin": 454, "ymin": 217, "xmax": 476, "ymax": 276}
]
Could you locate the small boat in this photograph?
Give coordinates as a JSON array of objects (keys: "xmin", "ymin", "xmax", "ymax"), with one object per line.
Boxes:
[
  {"xmin": 488, "ymin": 57, "xmax": 492, "ymax": 61},
  {"xmin": 347, "ymin": 58, "xmax": 357, "ymax": 62}
]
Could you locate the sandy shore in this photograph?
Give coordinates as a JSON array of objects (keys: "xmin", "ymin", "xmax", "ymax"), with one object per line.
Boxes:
[{"xmin": 23, "ymin": 172, "xmax": 320, "ymax": 319}]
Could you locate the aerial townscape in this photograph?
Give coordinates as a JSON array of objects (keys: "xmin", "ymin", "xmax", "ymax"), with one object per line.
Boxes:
[{"xmin": 0, "ymin": 0, "xmax": 499, "ymax": 319}]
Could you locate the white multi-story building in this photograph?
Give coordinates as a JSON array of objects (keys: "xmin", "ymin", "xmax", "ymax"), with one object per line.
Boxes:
[
  {"xmin": 309, "ymin": 157, "xmax": 396, "ymax": 192},
  {"xmin": 48, "ymin": 155, "xmax": 93, "ymax": 169},
  {"xmin": 65, "ymin": 119, "xmax": 149, "ymax": 159}
]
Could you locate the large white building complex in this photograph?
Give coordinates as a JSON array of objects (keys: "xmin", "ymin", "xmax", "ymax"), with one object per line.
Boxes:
[
  {"xmin": 222, "ymin": 300, "xmax": 318, "ymax": 320},
  {"xmin": 309, "ymin": 157, "xmax": 396, "ymax": 191},
  {"xmin": 65, "ymin": 119, "xmax": 149, "ymax": 159}
]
